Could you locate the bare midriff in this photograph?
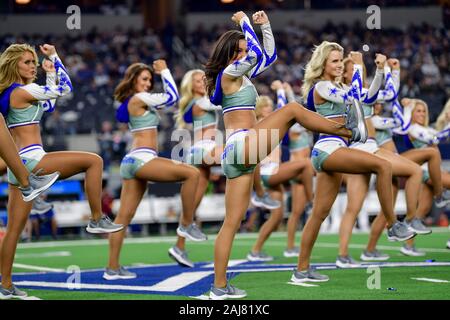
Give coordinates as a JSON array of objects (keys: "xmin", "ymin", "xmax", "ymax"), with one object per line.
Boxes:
[
  {"xmin": 10, "ymin": 124, "xmax": 42, "ymax": 150},
  {"xmin": 130, "ymin": 128, "xmax": 158, "ymax": 151}
]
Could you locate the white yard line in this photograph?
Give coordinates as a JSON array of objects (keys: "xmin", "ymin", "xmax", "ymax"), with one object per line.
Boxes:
[
  {"xmin": 287, "ymin": 282, "xmax": 319, "ymax": 287},
  {"xmin": 15, "ymin": 251, "xmax": 71, "ymax": 258},
  {"xmin": 13, "ymin": 263, "xmax": 66, "ymax": 273},
  {"xmin": 411, "ymin": 277, "xmax": 449, "ymax": 283},
  {"xmin": 202, "ymin": 259, "xmax": 248, "ymax": 268}
]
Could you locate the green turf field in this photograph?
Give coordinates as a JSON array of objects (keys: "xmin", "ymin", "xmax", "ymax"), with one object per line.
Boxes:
[{"xmin": 7, "ymin": 228, "xmax": 450, "ymax": 300}]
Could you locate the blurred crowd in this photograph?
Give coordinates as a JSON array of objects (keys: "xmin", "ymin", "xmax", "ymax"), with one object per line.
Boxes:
[{"xmin": 4, "ymin": 0, "xmax": 440, "ymax": 14}]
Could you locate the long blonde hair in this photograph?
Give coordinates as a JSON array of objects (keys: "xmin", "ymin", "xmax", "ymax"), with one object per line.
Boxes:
[
  {"xmin": 302, "ymin": 41, "xmax": 344, "ymax": 101},
  {"xmin": 436, "ymin": 98, "xmax": 450, "ymax": 131},
  {"xmin": 176, "ymin": 69, "xmax": 204, "ymax": 128},
  {"xmin": 411, "ymin": 98, "xmax": 430, "ymax": 127},
  {"xmin": 255, "ymin": 95, "xmax": 273, "ymax": 120},
  {"xmin": 0, "ymin": 44, "xmax": 39, "ymax": 93}
]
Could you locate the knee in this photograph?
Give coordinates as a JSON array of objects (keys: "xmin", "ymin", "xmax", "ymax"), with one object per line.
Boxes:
[
  {"xmin": 374, "ymin": 158, "xmax": 392, "ymax": 174},
  {"xmin": 297, "ymin": 158, "xmax": 309, "ymax": 169},
  {"xmin": 186, "ymin": 165, "xmax": 200, "ymax": 180},
  {"xmin": 5, "ymin": 218, "xmax": 28, "ymax": 237},
  {"xmin": 271, "ymin": 211, "xmax": 284, "ymax": 226},
  {"xmin": 344, "ymin": 204, "xmax": 361, "ymax": 218},
  {"xmin": 286, "ymin": 102, "xmax": 303, "ymax": 114},
  {"xmin": 426, "ymin": 147, "xmax": 441, "ymax": 160},
  {"xmin": 224, "ymin": 216, "xmax": 244, "ymax": 233},
  {"xmin": 310, "ymin": 207, "xmax": 329, "ymax": 223},
  {"xmin": 89, "ymin": 153, "xmax": 104, "ymax": 168},
  {"xmin": 115, "ymin": 214, "xmax": 133, "ymax": 227},
  {"xmin": 306, "ymin": 161, "xmax": 315, "ymax": 175},
  {"xmin": 411, "ymin": 164, "xmax": 423, "ymax": 178}
]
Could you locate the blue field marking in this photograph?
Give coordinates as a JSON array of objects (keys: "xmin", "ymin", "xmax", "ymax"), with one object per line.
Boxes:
[{"xmin": 8, "ymin": 260, "xmax": 450, "ymax": 297}]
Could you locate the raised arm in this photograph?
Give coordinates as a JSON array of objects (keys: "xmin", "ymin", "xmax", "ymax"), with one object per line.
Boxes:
[
  {"xmin": 360, "ymin": 54, "xmax": 386, "ymax": 104},
  {"xmin": 272, "ymin": 81, "xmax": 296, "ymax": 109},
  {"xmin": 223, "ymin": 11, "xmax": 275, "ymax": 79},
  {"xmin": 276, "ymin": 88, "xmax": 287, "ymax": 109},
  {"xmin": 18, "ymin": 44, "xmax": 72, "ymax": 103},
  {"xmin": 284, "ymin": 82, "xmax": 296, "ymax": 104},
  {"xmin": 40, "ymin": 59, "xmax": 57, "ymax": 112},
  {"xmin": 391, "ymin": 98, "xmax": 414, "ymax": 134},
  {"xmin": 371, "ymin": 115, "xmax": 401, "ymax": 130},
  {"xmin": 436, "ymin": 124, "xmax": 450, "ymax": 142},
  {"xmin": 246, "ymin": 11, "xmax": 277, "ymax": 78},
  {"xmin": 376, "ymin": 59, "xmax": 401, "ymax": 103},
  {"xmin": 408, "ymin": 123, "xmax": 439, "ymax": 145},
  {"xmin": 135, "ymin": 60, "xmax": 179, "ymax": 110},
  {"xmin": 271, "ymin": 80, "xmax": 286, "ymax": 109}
]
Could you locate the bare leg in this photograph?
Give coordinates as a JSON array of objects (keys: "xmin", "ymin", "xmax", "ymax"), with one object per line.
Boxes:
[
  {"xmin": 135, "ymin": 158, "xmax": 200, "ymax": 227},
  {"xmin": 31, "ymin": 218, "xmax": 40, "ymax": 241},
  {"xmin": 50, "ymin": 217, "xmax": 58, "ymax": 239},
  {"xmin": 249, "ymin": 103, "xmax": 351, "ymax": 164},
  {"xmin": 268, "ymin": 159, "xmax": 313, "ymax": 202},
  {"xmin": 401, "ymin": 147, "xmax": 443, "ymax": 197},
  {"xmin": 406, "ymin": 170, "xmax": 450, "ymax": 248},
  {"xmin": 294, "ymin": 160, "xmax": 314, "ymax": 202},
  {"xmin": 214, "ymin": 174, "xmax": 253, "ymax": 288},
  {"xmin": 298, "ymin": 146, "xmax": 397, "ymax": 271},
  {"xmin": 175, "ymin": 167, "xmax": 209, "ymax": 251},
  {"xmin": 0, "ymin": 115, "xmax": 29, "ymax": 187},
  {"xmin": 320, "ymin": 148, "xmax": 396, "ymax": 226},
  {"xmin": 286, "ymin": 150, "xmax": 312, "ymax": 250},
  {"xmin": 298, "ymin": 171, "xmax": 342, "ymax": 271},
  {"xmin": 35, "ymin": 151, "xmax": 104, "ymax": 221},
  {"xmin": 416, "ymin": 184, "xmax": 434, "ymax": 219},
  {"xmin": 286, "ymin": 183, "xmax": 307, "ymax": 250},
  {"xmin": 440, "ymin": 171, "xmax": 450, "ymax": 189},
  {"xmin": 366, "ymin": 181, "xmax": 399, "ymax": 252},
  {"xmin": 253, "ymin": 164, "xmax": 265, "ymax": 198},
  {"xmin": 1, "ymin": 186, "xmax": 32, "ymax": 288},
  {"xmin": 108, "ymin": 179, "xmax": 147, "ymax": 270},
  {"xmin": 405, "ymin": 183, "xmax": 434, "ymax": 247},
  {"xmin": 242, "ymin": 208, "xmax": 258, "ymax": 232},
  {"xmin": 339, "ymin": 173, "xmax": 370, "ymax": 257},
  {"xmin": 251, "ymin": 186, "xmax": 284, "ymax": 253},
  {"xmin": 376, "ymin": 148, "xmax": 422, "ymax": 220}
]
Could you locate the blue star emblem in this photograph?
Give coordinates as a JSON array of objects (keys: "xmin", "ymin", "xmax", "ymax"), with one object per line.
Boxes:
[
  {"xmin": 43, "ymin": 86, "xmax": 50, "ymax": 93},
  {"xmin": 329, "ymin": 87, "xmax": 338, "ymax": 97},
  {"xmin": 341, "ymin": 94, "xmax": 348, "ymax": 104}
]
